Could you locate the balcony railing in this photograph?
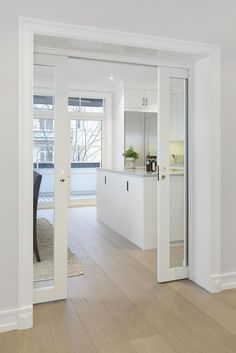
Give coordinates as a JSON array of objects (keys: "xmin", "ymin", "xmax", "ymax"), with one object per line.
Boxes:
[{"xmin": 34, "ymin": 162, "xmax": 100, "ymax": 204}]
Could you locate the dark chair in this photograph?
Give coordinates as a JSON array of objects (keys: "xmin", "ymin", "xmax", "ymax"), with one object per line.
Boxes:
[{"xmin": 33, "ymin": 171, "xmax": 42, "ymax": 262}]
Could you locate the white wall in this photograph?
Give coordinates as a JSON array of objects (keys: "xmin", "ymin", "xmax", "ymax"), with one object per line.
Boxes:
[
  {"xmin": 112, "ymin": 86, "xmax": 125, "ymax": 168},
  {"xmin": 221, "ymin": 49, "xmax": 236, "ymax": 274},
  {"xmin": 190, "ymin": 55, "xmax": 221, "ymax": 291},
  {"xmin": 0, "ymin": 0, "xmax": 236, "ymax": 326}
]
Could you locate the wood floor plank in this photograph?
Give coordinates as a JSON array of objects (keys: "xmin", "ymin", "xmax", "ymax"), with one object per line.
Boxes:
[
  {"xmin": 150, "ymin": 282, "xmax": 236, "ymax": 353},
  {"xmin": 30, "ymin": 304, "xmax": 59, "ymax": 353},
  {"xmin": 0, "ymin": 331, "xmax": 18, "ymax": 353},
  {"xmin": 214, "ymin": 289, "xmax": 236, "ymax": 312},
  {"xmin": 169, "ymin": 280, "xmax": 236, "ymax": 335},
  {"xmin": 125, "ymin": 249, "xmax": 157, "ymax": 274},
  {"xmin": 69, "ymin": 276, "xmax": 137, "ymax": 353},
  {"xmin": 43, "ymin": 300, "xmax": 98, "ymax": 353},
  {"xmin": 16, "ymin": 329, "xmax": 37, "ymax": 353},
  {"xmin": 131, "ymin": 334, "xmax": 177, "ymax": 353},
  {"xmin": 68, "ymin": 240, "xmax": 157, "ymax": 341}
]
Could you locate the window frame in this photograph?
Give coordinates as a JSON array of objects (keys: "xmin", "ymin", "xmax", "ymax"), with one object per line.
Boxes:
[
  {"xmin": 33, "ymin": 88, "xmax": 112, "ymax": 168},
  {"xmin": 68, "ymin": 90, "xmax": 111, "ymax": 166}
]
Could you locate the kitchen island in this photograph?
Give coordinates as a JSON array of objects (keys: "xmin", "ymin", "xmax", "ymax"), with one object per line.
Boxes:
[
  {"xmin": 97, "ymin": 167, "xmax": 184, "ymax": 250},
  {"xmin": 97, "ymin": 168, "xmax": 158, "ymax": 249}
]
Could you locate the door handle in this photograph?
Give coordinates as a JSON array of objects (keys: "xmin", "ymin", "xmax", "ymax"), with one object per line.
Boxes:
[{"xmin": 60, "ymin": 178, "xmax": 66, "ymax": 183}]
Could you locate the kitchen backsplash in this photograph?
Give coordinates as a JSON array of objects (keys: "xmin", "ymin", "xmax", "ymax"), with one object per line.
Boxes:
[{"xmin": 169, "ymin": 141, "xmax": 184, "ymax": 165}]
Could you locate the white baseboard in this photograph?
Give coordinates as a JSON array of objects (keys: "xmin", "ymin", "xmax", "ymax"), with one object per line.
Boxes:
[
  {"xmin": 0, "ymin": 308, "xmax": 18, "ymax": 333},
  {"xmin": 220, "ymin": 272, "xmax": 236, "ymax": 291},
  {"xmin": 210, "ymin": 272, "xmax": 236, "ymax": 292},
  {"xmin": 0, "ymin": 305, "xmax": 32, "ymax": 333},
  {"xmin": 18, "ymin": 305, "xmax": 33, "ymax": 330}
]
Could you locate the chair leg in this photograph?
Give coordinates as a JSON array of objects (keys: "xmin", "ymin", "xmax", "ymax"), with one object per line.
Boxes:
[
  {"xmin": 33, "ymin": 211, "xmax": 41, "ymax": 262},
  {"xmin": 34, "ymin": 238, "xmax": 41, "ymax": 262}
]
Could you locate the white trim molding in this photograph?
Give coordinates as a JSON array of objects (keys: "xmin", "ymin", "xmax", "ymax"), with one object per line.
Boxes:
[
  {"xmin": 0, "ymin": 306, "xmax": 32, "ymax": 333},
  {"xmin": 211, "ymin": 273, "xmax": 236, "ymax": 291}
]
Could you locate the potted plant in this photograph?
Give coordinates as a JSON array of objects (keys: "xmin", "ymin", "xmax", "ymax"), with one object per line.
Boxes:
[{"xmin": 123, "ymin": 146, "xmax": 139, "ymax": 169}]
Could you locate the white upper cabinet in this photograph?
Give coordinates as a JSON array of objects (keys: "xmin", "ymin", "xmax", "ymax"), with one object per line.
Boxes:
[
  {"xmin": 124, "ymin": 88, "xmax": 157, "ymax": 112},
  {"xmin": 124, "ymin": 88, "xmax": 145, "ymax": 111},
  {"xmin": 145, "ymin": 90, "xmax": 158, "ymax": 112}
]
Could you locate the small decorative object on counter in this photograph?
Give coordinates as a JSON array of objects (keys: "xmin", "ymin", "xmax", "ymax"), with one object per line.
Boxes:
[
  {"xmin": 151, "ymin": 156, "xmax": 157, "ymax": 172},
  {"xmin": 146, "ymin": 154, "xmax": 157, "ymax": 172},
  {"xmin": 146, "ymin": 153, "xmax": 151, "ymax": 172},
  {"xmin": 123, "ymin": 146, "xmax": 139, "ymax": 169}
]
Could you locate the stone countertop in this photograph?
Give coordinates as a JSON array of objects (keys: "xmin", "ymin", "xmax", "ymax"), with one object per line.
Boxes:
[
  {"xmin": 97, "ymin": 168, "xmax": 158, "ymax": 178},
  {"xmin": 97, "ymin": 167, "xmax": 185, "ymax": 177}
]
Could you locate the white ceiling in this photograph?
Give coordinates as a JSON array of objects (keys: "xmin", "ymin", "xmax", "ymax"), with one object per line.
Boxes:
[{"xmin": 68, "ymin": 58, "xmax": 157, "ymax": 91}]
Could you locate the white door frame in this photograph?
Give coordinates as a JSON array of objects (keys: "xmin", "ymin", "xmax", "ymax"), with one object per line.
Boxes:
[{"xmin": 18, "ymin": 17, "xmax": 221, "ymax": 330}]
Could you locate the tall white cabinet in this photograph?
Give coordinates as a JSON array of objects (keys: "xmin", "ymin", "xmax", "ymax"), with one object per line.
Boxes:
[{"xmin": 124, "ymin": 88, "xmax": 158, "ymax": 167}]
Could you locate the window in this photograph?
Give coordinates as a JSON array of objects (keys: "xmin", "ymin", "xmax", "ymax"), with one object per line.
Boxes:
[
  {"xmin": 80, "ymin": 98, "xmax": 104, "ymax": 113},
  {"xmin": 68, "ymin": 97, "xmax": 104, "ymax": 113},
  {"xmin": 70, "ymin": 120, "xmax": 102, "ymax": 163},
  {"xmin": 70, "ymin": 119, "xmax": 102, "ymax": 201},
  {"xmin": 33, "ymin": 118, "xmax": 54, "ymax": 131},
  {"xmin": 38, "ymin": 146, "xmax": 54, "ymax": 162},
  {"xmin": 33, "ymin": 95, "xmax": 54, "ymax": 111},
  {"xmin": 68, "ymin": 97, "xmax": 80, "ymax": 112},
  {"xmin": 33, "ymin": 118, "xmax": 55, "ymax": 164}
]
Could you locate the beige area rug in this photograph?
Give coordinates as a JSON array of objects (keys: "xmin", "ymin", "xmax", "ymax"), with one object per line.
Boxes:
[{"xmin": 33, "ymin": 218, "xmax": 84, "ymax": 281}]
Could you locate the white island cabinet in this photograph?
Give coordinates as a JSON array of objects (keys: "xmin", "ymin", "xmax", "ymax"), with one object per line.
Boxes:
[{"xmin": 97, "ymin": 169, "xmax": 157, "ymax": 249}]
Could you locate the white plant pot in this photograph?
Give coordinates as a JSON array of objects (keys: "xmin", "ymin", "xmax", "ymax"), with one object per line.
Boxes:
[{"xmin": 125, "ymin": 158, "xmax": 136, "ymax": 169}]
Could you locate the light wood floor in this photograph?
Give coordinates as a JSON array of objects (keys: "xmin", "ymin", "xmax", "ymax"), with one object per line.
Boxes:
[{"xmin": 1, "ymin": 206, "xmax": 236, "ymax": 353}]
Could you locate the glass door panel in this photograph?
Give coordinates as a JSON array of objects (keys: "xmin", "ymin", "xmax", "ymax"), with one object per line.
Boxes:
[
  {"xmin": 70, "ymin": 119, "xmax": 102, "ymax": 204},
  {"xmin": 33, "ymin": 66, "xmax": 56, "ymax": 286},
  {"xmin": 169, "ymin": 78, "xmax": 186, "ymax": 268},
  {"xmin": 33, "ymin": 54, "xmax": 69, "ymax": 303},
  {"xmin": 157, "ymin": 67, "xmax": 188, "ymax": 282}
]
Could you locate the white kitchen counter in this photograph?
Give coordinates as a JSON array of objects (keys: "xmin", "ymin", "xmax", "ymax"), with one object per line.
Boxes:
[
  {"xmin": 98, "ymin": 167, "xmax": 158, "ymax": 178},
  {"xmin": 98, "ymin": 167, "xmax": 184, "ymax": 176}
]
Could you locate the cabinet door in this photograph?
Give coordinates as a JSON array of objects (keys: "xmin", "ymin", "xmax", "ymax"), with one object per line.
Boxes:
[
  {"xmin": 122, "ymin": 176, "xmax": 143, "ymax": 248},
  {"xmin": 97, "ymin": 171, "xmax": 107, "ymax": 221},
  {"xmin": 145, "ymin": 90, "xmax": 157, "ymax": 112},
  {"xmin": 124, "ymin": 88, "xmax": 145, "ymax": 111},
  {"xmin": 125, "ymin": 111, "xmax": 145, "ymax": 167}
]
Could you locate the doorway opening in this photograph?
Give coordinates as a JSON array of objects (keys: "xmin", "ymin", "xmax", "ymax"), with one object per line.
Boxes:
[
  {"xmin": 32, "ymin": 45, "xmax": 189, "ymax": 303},
  {"xmin": 18, "ymin": 20, "xmax": 221, "ymax": 328}
]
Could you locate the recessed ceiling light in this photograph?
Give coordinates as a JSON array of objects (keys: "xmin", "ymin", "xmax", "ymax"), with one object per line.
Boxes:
[{"xmin": 109, "ymin": 76, "xmax": 114, "ymax": 80}]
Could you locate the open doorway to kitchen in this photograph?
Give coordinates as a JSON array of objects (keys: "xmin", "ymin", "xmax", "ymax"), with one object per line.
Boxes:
[
  {"xmin": 32, "ymin": 46, "xmax": 189, "ymax": 305},
  {"xmin": 18, "ymin": 20, "xmax": 221, "ymax": 326}
]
